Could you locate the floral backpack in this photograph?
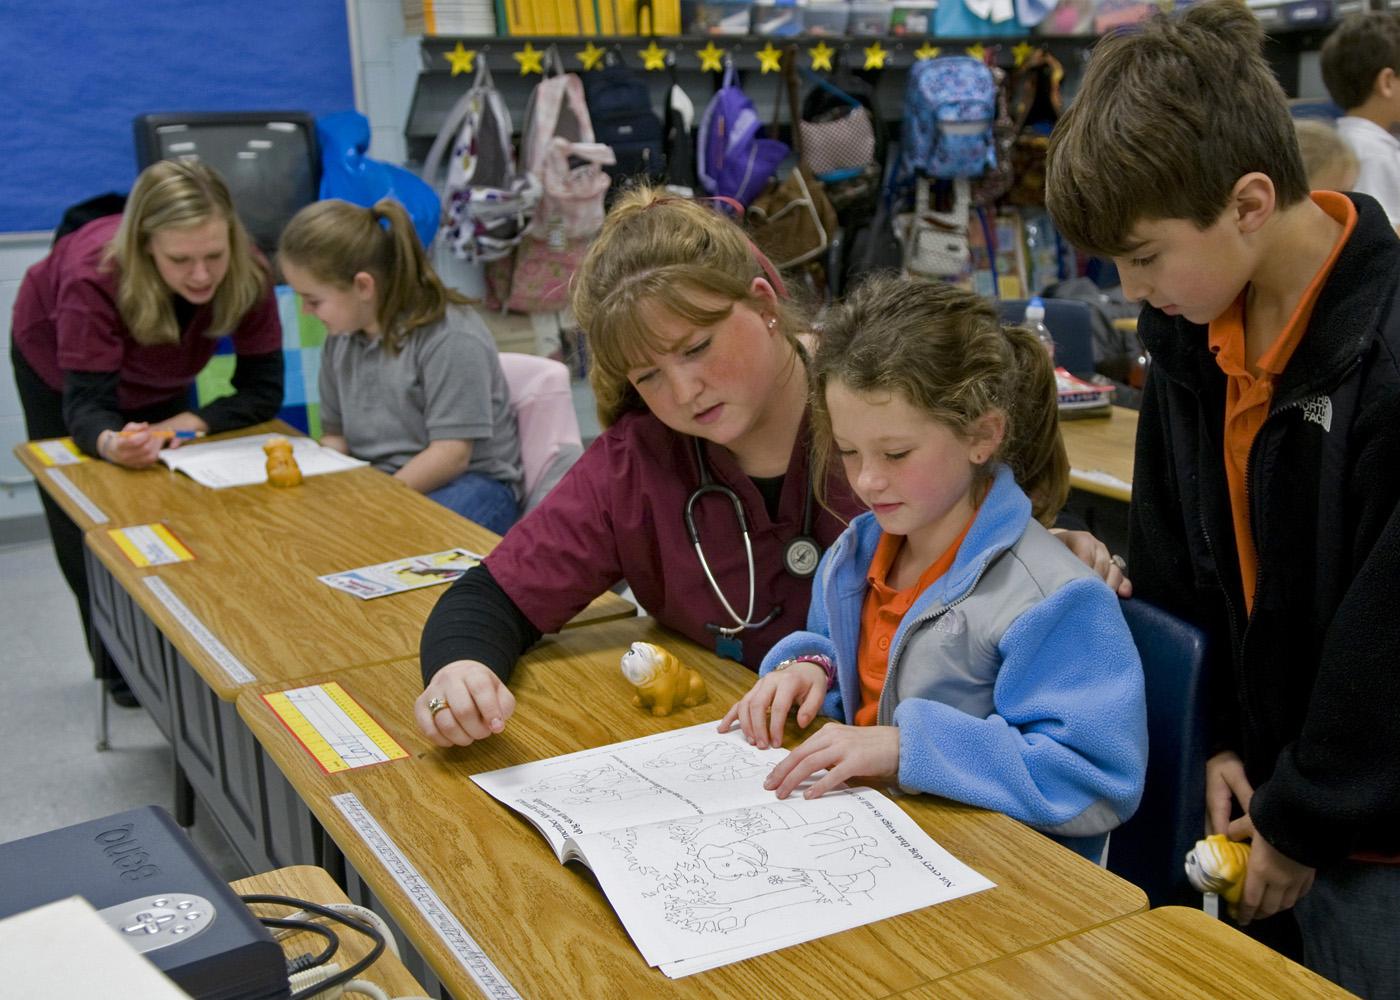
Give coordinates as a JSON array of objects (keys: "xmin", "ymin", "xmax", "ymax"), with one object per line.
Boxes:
[
  {"xmin": 897, "ymin": 55, "xmax": 999, "ymax": 186},
  {"xmin": 423, "ymin": 61, "xmax": 539, "ymax": 264}
]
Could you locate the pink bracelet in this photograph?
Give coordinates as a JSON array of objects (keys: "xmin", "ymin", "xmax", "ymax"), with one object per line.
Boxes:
[{"xmin": 775, "ymin": 654, "xmax": 836, "ymax": 692}]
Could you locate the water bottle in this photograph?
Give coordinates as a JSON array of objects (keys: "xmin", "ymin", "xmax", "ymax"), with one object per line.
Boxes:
[{"xmin": 1024, "ymin": 296, "xmax": 1055, "ymax": 364}]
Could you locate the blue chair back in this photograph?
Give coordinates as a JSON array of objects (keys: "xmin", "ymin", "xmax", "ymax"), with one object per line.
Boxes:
[
  {"xmin": 1108, "ymin": 597, "xmax": 1210, "ymax": 908},
  {"xmin": 997, "ymin": 298, "xmax": 1097, "ymax": 375}
]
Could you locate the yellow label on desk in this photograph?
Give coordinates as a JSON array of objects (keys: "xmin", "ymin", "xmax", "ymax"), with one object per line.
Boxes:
[
  {"xmin": 27, "ymin": 438, "xmax": 88, "ymax": 466},
  {"xmin": 109, "ymin": 523, "xmax": 195, "ymax": 567},
  {"xmin": 264, "ymin": 682, "xmax": 407, "ymax": 773}
]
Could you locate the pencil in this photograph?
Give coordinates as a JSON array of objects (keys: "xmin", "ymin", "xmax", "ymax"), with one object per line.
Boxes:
[{"xmin": 117, "ymin": 429, "xmax": 205, "ymax": 440}]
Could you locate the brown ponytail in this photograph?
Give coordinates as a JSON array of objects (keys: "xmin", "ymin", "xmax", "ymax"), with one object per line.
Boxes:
[{"xmin": 278, "ymin": 198, "xmax": 469, "ymax": 353}]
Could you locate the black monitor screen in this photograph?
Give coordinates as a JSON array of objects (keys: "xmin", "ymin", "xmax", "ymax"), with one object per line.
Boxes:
[{"xmin": 133, "ymin": 112, "xmax": 320, "ymax": 255}]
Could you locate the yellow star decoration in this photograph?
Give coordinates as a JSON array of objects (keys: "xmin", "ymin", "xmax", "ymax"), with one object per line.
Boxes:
[
  {"xmin": 808, "ymin": 41, "xmax": 835, "ymax": 72},
  {"xmin": 697, "ymin": 41, "xmax": 726, "ymax": 73},
  {"xmin": 639, "ymin": 40, "xmax": 669, "ymax": 71},
  {"xmin": 443, "ymin": 42, "xmax": 476, "ymax": 76},
  {"xmin": 577, "ymin": 42, "xmax": 606, "ymax": 71},
  {"xmin": 756, "ymin": 42, "xmax": 784, "ymax": 74},
  {"xmin": 513, "ymin": 42, "xmax": 544, "ymax": 76},
  {"xmin": 965, "ymin": 43, "xmax": 987, "ymax": 61},
  {"xmin": 863, "ymin": 41, "xmax": 889, "ymax": 71},
  {"xmin": 1012, "ymin": 41, "xmax": 1035, "ymax": 68},
  {"xmin": 914, "ymin": 41, "xmax": 941, "ymax": 61}
]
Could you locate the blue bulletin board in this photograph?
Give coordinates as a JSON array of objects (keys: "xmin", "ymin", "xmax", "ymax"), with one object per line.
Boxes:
[{"xmin": 0, "ymin": 1, "xmax": 356, "ymax": 234}]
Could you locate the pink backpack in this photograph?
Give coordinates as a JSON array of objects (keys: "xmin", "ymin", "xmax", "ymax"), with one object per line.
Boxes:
[{"xmin": 499, "ymin": 61, "xmax": 615, "ymax": 312}]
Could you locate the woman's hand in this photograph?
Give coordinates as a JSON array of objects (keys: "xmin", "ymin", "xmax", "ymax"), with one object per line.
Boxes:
[
  {"xmin": 762, "ymin": 723, "xmax": 900, "ymax": 799},
  {"xmin": 416, "ymin": 660, "xmax": 516, "ymax": 747},
  {"xmin": 1051, "ymin": 527, "xmax": 1133, "ymax": 597},
  {"xmin": 718, "ymin": 661, "xmax": 827, "ymax": 750},
  {"xmin": 151, "ymin": 412, "xmax": 209, "ymax": 449},
  {"xmin": 99, "ymin": 423, "xmax": 164, "ymax": 468}
]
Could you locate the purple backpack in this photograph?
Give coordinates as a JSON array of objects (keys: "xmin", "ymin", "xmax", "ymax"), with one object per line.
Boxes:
[{"xmin": 697, "ymin": 63, "xmax": 789, "ymax": 207}]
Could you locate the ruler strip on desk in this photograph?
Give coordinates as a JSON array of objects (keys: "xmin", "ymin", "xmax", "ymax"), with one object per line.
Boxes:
[
  {"xmin": 142, "ymin": 577, "xmax": 255, "ymax": 685},
  {"xmin": 263, "ymin": 682, "xmax": 407, "ymax": 773},
  {"xmin": 331, "ymin": 792, "xmax": 520, "ymax": 1000},
  {"xmin": 45, "ymin": 468, "xmax": 107, "ymax": 523}
]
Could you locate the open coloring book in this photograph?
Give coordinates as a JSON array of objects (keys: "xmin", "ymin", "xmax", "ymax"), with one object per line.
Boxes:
[
  {"xmin": 472, "ymin": 722, "xmax": 994, "ymax": 977},
  {"xmin": 159, "ymin": 433, "xmax": 366, "ymax": 488}
]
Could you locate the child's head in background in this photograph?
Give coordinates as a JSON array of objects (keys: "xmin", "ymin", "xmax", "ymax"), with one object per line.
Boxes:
[
  {"xmin": 1294, "ymin": 119, "xmax": 1360, "ymax": 192},
  {"xmin": 1321, "ymin": 12, "xmax": 1400, "ymax": 123},
  {"xmin": 810, "ymin": 276, "xmax": 1068, "ymax": 541},
  {"xmin": 278, "ymin": 198, "xmax": 467, "ymax": 352}
]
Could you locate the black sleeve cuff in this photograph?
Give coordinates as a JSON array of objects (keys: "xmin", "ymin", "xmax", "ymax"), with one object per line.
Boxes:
[
  {"xmin": 61, "ymin": 370, "xmax": 124, "ymax": 456},
  {"xmin": 419, "ymin": 563, "xmax": 542, "ymax": 688}
]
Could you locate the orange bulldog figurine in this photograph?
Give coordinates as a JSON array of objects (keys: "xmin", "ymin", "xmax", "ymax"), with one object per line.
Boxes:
[
  {"xmin": 263, "ymin": 436, "xmax": 303, "ymax": 487},
  {"xmin": 621, "ymin": 641, "xmax": 708, "ymax": 717},
  {"xmin": 1184, "ymin": 833, "xmax": 1253, "ymax": 918}
]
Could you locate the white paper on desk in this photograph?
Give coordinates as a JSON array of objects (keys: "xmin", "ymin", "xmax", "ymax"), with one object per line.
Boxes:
[
  {"xmin": 158, "ymin": 432, "xmax": 366, "ymax": 488},
  {"xmin": 472, "ymin": 722, "xmax": 995, "ymax": 972},
  {"xmin": 317, "ymin": 547, "xmax": 485, "ymax": 600}
]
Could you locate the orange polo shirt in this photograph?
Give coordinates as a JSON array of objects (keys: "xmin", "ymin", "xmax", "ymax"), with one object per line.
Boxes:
[
  {"xmin": 855, "ymin": 518, "xmax": 974, "ymax": 726},
  {"xmin": 1207, "ymin": 191, "xmax": 1356, "ymax": 614}
]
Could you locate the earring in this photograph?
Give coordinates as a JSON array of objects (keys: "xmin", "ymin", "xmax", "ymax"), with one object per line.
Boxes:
[{"xmin": 767, "ymin": 317, "xmax": 776, "ymax": 330}]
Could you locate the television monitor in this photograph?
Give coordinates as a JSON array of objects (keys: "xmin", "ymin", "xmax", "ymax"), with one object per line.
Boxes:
[{"xmin": 133, "ymin": 111, "xmax": 320, "ymax": 255}]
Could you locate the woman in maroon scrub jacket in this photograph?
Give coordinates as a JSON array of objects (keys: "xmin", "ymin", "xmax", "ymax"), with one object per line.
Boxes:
[
  {"xmin": 414, "ymin": 186, "xmax": 1126, "ymax": 746},
  {"xmin": 11, "ymin": 160, "xmax": 283, "ymax": 696}
]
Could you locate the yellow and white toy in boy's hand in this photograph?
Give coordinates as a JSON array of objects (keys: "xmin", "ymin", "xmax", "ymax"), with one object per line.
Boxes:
[
  {"xmin": 1185, "ymin": 833, "xmax": 1253, "ymax": 917},
  {"xmin": 621, "ymin": 642, "xmax": 708, "ymax": 717}
]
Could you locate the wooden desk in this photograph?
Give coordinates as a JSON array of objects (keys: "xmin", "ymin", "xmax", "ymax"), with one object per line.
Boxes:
[
  {"xmin": 239, "ymin": 618, "xmax": 1147, "ymax": 999},
  {"xmin": 231, "ymin": 865, "xmax": 427, "ymax": 998},
  {"xmin": 79, "ymin": 453, "xmax": 631, "ymax": 872},
  {"xmin": 897, "ymin": 906, "xmax": 1354, "ymax": 999},
  {"xmin": 1060, "ymin": 406, "xmax": 1137, "ymax": 503},
  {"xmin": 13, "ymin": 422, "xmax": 293, "ymax": 532}
]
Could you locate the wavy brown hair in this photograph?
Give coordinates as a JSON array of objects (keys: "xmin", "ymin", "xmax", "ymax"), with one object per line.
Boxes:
[
  {"xmin": 278, "ymin": 198, "xmax": 469, "ymax": 354},
  {"xmin": 811, "ymin": 275, "xmax": 1068, "ymax": 526},
  {"xmin": 571, "ymin": 185, "xmax": 808, "ymax": 429},
  {"xmin": 1046, "ymin": 0, "xmax": 1309, "ymax": 258},
  {"xmin": 107, "ymin": 160, "xmax": 266, "ymax": 346}
]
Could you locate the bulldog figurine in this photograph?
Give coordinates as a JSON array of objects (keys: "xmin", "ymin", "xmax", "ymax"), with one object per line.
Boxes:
[
  {"xmin": 1184, "ymin": 833, "xmax": 1252, "ymax": 917},
  {"xmin": 621, "ymin": 641, "xmax": 708, "ymax": 717},
  {"xmin": 263, "ymin": 436, "xmax": 303, "ymax": 487}
]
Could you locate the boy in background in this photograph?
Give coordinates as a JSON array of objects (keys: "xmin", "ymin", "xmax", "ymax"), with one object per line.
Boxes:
[
  {"xmin": 1322, "ymin": 12, "xmax": 1400, "ymax": 223},
  {"xmin": 1046, "ymin": 2, "xmax": 1400, "ymax": 994},
  {"xmin": 1293, "ymin": 118, "xmax": 1359, "ymax": 193}
]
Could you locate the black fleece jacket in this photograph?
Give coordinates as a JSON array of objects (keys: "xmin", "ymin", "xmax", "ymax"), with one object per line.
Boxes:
[{"xmin": 1129, "ymin": 193, "xmax": 1400, "ymax": 868}]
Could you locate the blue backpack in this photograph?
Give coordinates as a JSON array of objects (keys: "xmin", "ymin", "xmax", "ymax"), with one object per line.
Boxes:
[
  {"xmin": 583, "ymin": 59, "xmax": 666, "ymax": 189},
  {"xmin": 899, "ymin": 56, "xmax": 998, "ymax": 182},
  {"xmin": 697, "ymin": 63, "xmax": 789, "ymax": 207}
]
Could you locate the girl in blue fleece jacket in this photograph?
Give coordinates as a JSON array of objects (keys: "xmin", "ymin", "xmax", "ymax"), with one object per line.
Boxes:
[{"xmin": 719, "ymin": 276, "xmax": 1147, "ymax": 857}]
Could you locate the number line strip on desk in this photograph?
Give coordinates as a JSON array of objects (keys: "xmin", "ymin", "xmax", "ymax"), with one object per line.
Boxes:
[
  {"xmin": 142, "ymin": 577, "xmax": 255, "ymax": 685},
  {"xmin": 264, "ymin": 683, "xmax": 407, "ymax": 773},
  {"xmin": 45, "ymin": 467, "xmax": 107, "ymax": 523},
  {"xmin": 331, "ymin": 792, "xmax": 521, "ymax": 1000}
]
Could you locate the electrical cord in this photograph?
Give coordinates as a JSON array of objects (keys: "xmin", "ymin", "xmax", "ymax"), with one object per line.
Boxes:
[
  {"xmin": 257, "ymin": 916, "xmax": 338, "ymax": 969},
  {"xmin": 242, "ymin": 894, "xmax": 386, "ymax": 1000}
]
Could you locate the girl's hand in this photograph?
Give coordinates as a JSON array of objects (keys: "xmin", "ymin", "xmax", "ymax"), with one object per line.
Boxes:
[
  {"xmin": 99, "ymin": 423, "xmax": 163, "ymax": 468},
  {"xmin": 416, "ymin": 660, "xmax": 516, "ymax": 748},
  {"xmin": 762, "ymin": 723, "xmax": 900, "ymax": 800},
  {"xmin": 718, "ymin": 661, "xmax": 827, "ymax": 750},
  {"xmin": 1205, "ymin": 750, "xmax": 1254, "ymax": 836},
  {"xmin": 1050, "ymin": 528, "xmax": 1133, "ymax": 597},
  {"xmin": 1233, "ymin": 830, "xmax": 1316, "ymax": 925}
]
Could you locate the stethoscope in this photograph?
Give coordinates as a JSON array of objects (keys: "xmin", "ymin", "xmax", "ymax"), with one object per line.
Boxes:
[{"xmin": 683, "ymin": 437, "xmax": 821, "ymax": 660}]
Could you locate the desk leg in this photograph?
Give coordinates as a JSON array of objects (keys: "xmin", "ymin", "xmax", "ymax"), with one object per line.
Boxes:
[
  {"xmin": 174, "ymin": 763, "xmax": 195, "ymax": 827},
  {"xmin": 96, "ymin": 679, "xmax": 110, "ymax": 752}
]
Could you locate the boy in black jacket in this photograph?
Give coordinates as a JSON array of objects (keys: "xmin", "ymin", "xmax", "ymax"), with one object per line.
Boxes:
[{"xmin": 1046, "ymin": 2, "xmax": 1400, "ymax": 994}]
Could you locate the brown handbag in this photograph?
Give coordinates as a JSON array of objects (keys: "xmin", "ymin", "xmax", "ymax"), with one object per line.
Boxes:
[{"xmin": 748, "ymin": 47, "xmax": 840, "ymax": 273}]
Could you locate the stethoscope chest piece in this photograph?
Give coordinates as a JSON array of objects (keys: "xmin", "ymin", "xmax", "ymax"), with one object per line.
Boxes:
[{"xmin": 783, "ymin": 535, "xmax": 820, "ymax": 578}]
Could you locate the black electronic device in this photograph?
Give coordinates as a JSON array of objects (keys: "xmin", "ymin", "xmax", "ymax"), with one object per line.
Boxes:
[
  {"xmin": 133, "ymin": 110, "xmax": 321, "ymax": 256},
  {"xmin": 0, "ymin": 806, "xmax": 289, "ymax": 1000}
]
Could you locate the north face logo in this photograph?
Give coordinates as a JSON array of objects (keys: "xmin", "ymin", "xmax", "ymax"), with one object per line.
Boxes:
[{"xmin": 1300, "ymin": 394, "xmax": 1333, "ymax": 432}]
